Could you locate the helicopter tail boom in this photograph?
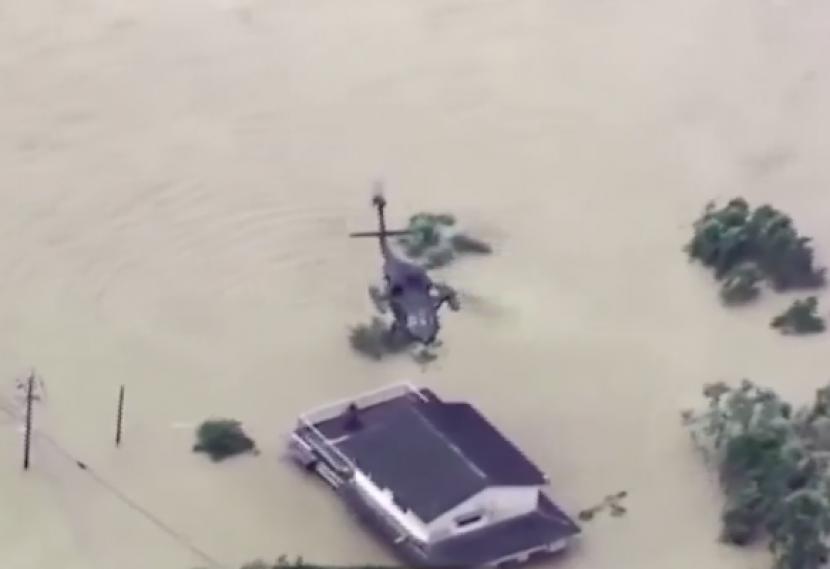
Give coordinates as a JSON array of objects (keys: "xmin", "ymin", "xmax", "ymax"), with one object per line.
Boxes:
[{"xmin": 351, "ymin": 182, "xmax": 401, "ymax": 255}]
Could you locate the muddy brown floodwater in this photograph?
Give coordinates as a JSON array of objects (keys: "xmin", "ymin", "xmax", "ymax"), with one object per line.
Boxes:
[{"xmin": 2, "ymin": 0, "xmax": 830, "ymax": 568}]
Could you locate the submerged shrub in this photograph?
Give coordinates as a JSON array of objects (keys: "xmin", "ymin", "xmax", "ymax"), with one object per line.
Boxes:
[
  {"xmin": 193, "ymin": 419, "xmax": 256, "ymax": 461},
  {"xmin": 768, "ymin": 489, "xmax": 830, "ymax": 569},
  {"xmin": 770, "ymin": 297, "xmax": 826, "ymax": 335},
  {"xmin": 686, "ymin": 198, "xmax": 825, "ymax": 299},
  {"xmin": 399, "ymin": 213, "xmax": 453, "ymax": 258},
  {"xmin": 348, "ymin": 317, "xmax": 413, "ymax": 360},
  {"xmin": 720, "ymin": 263, "xmax": 763, "ymax": 305},
  {"xmin": 683, "ymin": 380, "xmax": 830, "ymax": 569},
  {"xmin": 396, "ymin": 211, "xmax": 492, "ymax": 266},
  {"xmin": 348, "ymin": 317, "xmax": 439, "ymax": 365}
]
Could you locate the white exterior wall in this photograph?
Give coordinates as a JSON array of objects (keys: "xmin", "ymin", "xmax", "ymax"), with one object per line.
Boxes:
[
  {"xmin": 351, "ymin": 472, "xmax": 542, "ymax": 545},
  {"xmin": 352, "ymin": 470, "xmax": 430, "ymax": 542},
  {"xmin": 426, "ymin": 486, "xmax": 541, "ymax": 540}
]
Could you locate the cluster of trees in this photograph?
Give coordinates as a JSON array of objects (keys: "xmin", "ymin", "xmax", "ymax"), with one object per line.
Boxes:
[
  {"xmin": 719, "ymin": 263, "xmax": 763, "ymax": 305},
  {"xmin": 682, "ymin": 380, "xmax": 830, "ymax": 569},
  {"xmin": 686, "ymin": 198, "xmax": 827, "ymax": 334},
  {"xmin": 193, "ymin": 419, "xmax": 257, "ymax": 461},
  {"xmin": 685, "ymin": 198, "xmax": 825, "ymax": 305},
  {"xmin": 397, "ymin": 212, "xmax": 492, "ymax": 269}
]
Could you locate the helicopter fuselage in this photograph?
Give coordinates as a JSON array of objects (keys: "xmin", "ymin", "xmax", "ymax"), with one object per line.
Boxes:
[
  {"xmin": 351, "ymin": 187, "xmax": 458, "ymax": 346},
  {"xmin": 383, "ymin": 255, "xmax": 441, "ymax": 345}
]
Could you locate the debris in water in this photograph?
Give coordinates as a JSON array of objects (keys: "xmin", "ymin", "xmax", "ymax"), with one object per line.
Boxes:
[{"xmin": 578, "ymin": 491, "xmax": 629, "ymax": 522}]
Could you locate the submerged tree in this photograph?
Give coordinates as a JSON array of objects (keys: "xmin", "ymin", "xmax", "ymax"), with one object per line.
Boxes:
[
  {"xmin": 683, "ymin": 380, "xmax": 830, "ymax": 569},
  {"xmin": 396, "ymin": 211, "xmax": 492, "ymax": 267},
  {"xmin": 348, "ymin": 316, "xmax": 440, "ymax": 365},
  {"xmin": 770, "ymin": 297, "xmax": 826, "ymax": 335},
  {"xmin": 399, "ymin": 213, "xmax": 455, "ymax": 258},
  {"xmin": 686, "ymin": 198, "xmax": 825, "ymax": 299},
  {"xmin": 193, "ymin": 418, "xmax": 257, "ymax": 461},
  {"xmin": 348, "ymin": 317, "xmax": 413, "ymax": 360},
  {"xmin": 720, "ymin": 264, "xmax": 764, "ymax": 306},
  {"xmin": 768, "ymin": 489, "xmax": 830, "ymax": 569}
]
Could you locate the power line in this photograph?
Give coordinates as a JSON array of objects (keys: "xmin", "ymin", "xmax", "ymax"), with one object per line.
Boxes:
[{"xmin": 0, "ymin": 394, "xmax": 229, "ymax": 569}]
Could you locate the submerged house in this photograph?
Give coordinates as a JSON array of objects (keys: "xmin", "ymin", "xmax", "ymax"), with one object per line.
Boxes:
[{"xmin": 288, "ymin": 383, "xmax": 580, "ymax": 567}]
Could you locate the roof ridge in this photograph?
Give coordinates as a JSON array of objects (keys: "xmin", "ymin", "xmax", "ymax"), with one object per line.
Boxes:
[
  {"xmin": 414, "ymin": 402, "xmax": 489, "ymax": 482},
  {"xmin": 429, "ymin": 402, "xmax": 495, "ymax": 480},
  {"xmin": 419, "ymin": 400, "xmax": 546, "ymax": 486}
]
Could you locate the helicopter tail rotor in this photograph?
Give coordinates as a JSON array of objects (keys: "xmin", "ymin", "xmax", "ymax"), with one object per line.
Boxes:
[
  {"xmin": 371, "ymin": 180, "xmax": 386, "ymax": 209},
  {"xmin": 349, "ymin": 180, "xmax": 410, "ymax": 240}
]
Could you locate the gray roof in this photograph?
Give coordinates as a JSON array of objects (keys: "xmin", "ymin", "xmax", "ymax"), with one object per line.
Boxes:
[
  {"xmin": 329, "ymin": 393, "xmax": 547, "ymax": 522},
  {"xmin": 418, "ymin": 402, "xmax": 547, "ymax": 486}
]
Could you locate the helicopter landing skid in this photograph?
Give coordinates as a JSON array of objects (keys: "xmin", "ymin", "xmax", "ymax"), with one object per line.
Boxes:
[
  {"xmin": 446, "ymin": 292, "xmax": 461, "ymax": 312},
  {"xmin": 433, "ymin": 283, "xmax": 460, "ymax": 312}
]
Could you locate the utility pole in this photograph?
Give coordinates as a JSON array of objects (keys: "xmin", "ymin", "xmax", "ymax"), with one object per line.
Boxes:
[
  {"xmin": 23, "ymin": 372, "xmax": 34, "ymax": 470},
  {"xmin": 115, "ymin": 385, "xmax": 125, "ymax": 447}
]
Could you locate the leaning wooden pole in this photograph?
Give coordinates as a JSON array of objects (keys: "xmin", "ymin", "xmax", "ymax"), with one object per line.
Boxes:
[
  {"xmin": 115, "ymin": 385, "xmax": 125, "ymax": 447},
  {"xmin": 23, "ymin": 373, "xmax": 34, "ymax": 470}
]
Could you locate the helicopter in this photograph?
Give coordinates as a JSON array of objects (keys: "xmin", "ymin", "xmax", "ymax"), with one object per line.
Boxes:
[{"xmin": 349, "ymin": 185, "xmax": 460, "ymax": 345}]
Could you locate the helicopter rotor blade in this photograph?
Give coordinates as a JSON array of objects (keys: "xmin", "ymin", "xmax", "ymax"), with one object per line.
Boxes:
[
  {"xmin": 349, "ymin": 230, "xmax": 412, "ymax": 238},
  {"xmin": 372, "ymin": 179, "xmax": 384, "ymax": 194}
]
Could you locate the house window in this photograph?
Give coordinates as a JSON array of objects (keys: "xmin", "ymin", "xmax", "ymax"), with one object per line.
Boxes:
[{"xmin": 454, "ymin": 511, "xmax": 484, "ymax": 528}]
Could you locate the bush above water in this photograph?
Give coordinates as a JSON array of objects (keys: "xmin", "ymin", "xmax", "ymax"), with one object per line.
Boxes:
[
  {"xmin": 396, "ymin": 212, "xmax": 492, "ymax": 268},
  {"xmin": 193, "ymin": 419, "xmax": 257, "ymax": 461},
  {"xmin": 720, "ymin": 264, "xmax": 763, "ymax": 306},
  {"xmin": 348, "ymin": 317, "xmax": 413, "ymax": 360},
  {"xmin": 348, "ymin": 316, "xmax": 439, "ymax": 365},
  {"xmin": 770, "ymin": 297, "xmax": 826, "ymax": 335},
  {"xmin": 397, "ymin": 213, "xmax": 455, "ymax": 259}
]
